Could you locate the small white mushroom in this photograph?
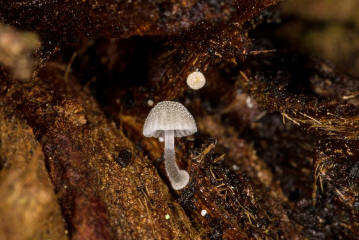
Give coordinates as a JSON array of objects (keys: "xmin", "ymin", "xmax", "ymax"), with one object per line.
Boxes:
[
  {"xmin": 186, "ymin": 71, "xmax": 206, "ymax": 90},
  {"xmin": 143, "ymin": 101, "xmax": 197, "ymax": 190}
]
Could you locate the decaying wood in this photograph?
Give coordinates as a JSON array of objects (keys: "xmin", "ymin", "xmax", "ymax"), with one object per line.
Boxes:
[
  {"xmin": 0, "ymin": 0, "xmax": 358, "ymax": 240},
  {"xmin": 0, "ymin": 106, "xmax": 68, "ymax": 240},
  {"xmin": 1, "ymin": 63, "xmax": 199, "ymax": 239},
  {"xmin": 237, "ymin": 54, "xmax": 359, "ymax": 140}
]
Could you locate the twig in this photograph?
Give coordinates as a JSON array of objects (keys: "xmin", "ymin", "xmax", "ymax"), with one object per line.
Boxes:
[
  {"xmin": 249, "ymin": 49, "xmax": 276, "ymax": 55},
  {"xmin": 64, "ymin": 52, "xmax": 77, "ymax": 82}
]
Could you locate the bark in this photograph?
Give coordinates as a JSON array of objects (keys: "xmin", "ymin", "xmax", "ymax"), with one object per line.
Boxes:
[{"xmin": 0, "ymin": 1, "xmax": 358, "ymax": 240}]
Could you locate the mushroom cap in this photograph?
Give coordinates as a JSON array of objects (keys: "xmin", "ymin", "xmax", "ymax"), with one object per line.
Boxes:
[
  {"xmin": 143, "ymin": 101, "xmax": 197, "ymax": 138},
  {"xmin": 186, "ymin": 71, "xmax": 206, "ymax": 90}
]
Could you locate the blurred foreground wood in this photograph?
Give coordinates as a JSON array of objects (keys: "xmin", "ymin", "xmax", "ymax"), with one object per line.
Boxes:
[{"xmin": 0, "ymin": 1, "xmax": 358, "ymax": 239}]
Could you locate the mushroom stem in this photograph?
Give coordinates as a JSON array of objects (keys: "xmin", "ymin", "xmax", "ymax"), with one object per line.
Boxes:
[{"xmin": 164, "ymin": 130, "xmax": 189, "ymax": 190}]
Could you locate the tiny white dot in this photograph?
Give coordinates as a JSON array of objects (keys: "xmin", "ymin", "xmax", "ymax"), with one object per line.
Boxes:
[
  {"xmin": 165, "ymin": 214, "xmax": 170, "ymax": 220},
  {"xmin": 147, "ymin": 99, "xmax": 154, "ymax": 106},
  {"xmin": 246, "ymin": 97, "xmax": 254, "ymax": 108},
  {"xmin": 201, "ymin": 209, "xmax": 207, "ymax": 216},
  {"xmin": 232, "ymin": 164, "xmax": 239, "ymax": 171},
  {"xmin": 158, "ymin": 136, "xmax": 164, "ymax": 142}
]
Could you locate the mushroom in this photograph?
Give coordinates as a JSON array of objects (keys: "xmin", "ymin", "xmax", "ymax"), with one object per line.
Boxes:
[
  {"xmin": 143, "ymin": 101, "xmax": 197, "ymax": 190},
  {"xmin": 186, "ymin": 71, "xmax": 206, "ymax": 90}
]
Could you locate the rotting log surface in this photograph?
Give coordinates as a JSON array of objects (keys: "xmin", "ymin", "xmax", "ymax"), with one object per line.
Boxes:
[
  {"xmin": 0, "ymin": 1, "xmax": 359, "ymax": 240},
  {"xmin": 0, "ymin": 104, "xmax": 68, "ymax": 240}
]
